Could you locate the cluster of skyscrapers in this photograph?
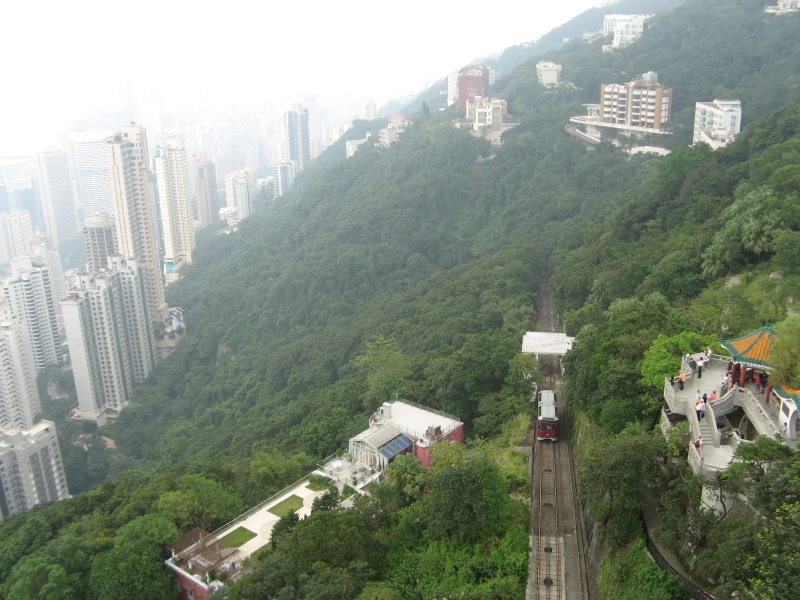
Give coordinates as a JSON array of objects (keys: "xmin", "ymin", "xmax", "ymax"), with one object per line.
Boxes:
[{"xmin": 0, "ymin": 92, "xmax": 374, "ymax": 519}]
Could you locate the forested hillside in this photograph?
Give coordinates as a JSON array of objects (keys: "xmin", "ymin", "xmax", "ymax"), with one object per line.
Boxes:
[{"xmin": 4, "ymin": 0, "xmax": 800, "ymax": 598}]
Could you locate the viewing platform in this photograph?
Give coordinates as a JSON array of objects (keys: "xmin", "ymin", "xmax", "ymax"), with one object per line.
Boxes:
[{"xmin": 663, "ymin": 354, "xmax": 796, "ymax": 483}]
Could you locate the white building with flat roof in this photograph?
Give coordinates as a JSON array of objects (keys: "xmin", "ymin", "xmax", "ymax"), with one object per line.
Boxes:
[
  {"xmin": 602, "ymin": 14, "xmax": 652, "ymax": 51},
  {"xmin": 345, "ymin": 138, "xmax": 368, "ymax": 158},
  {"xmin": 765, "ymin": 1, "xmax": 799, "ymax": 14},
  {"xmin": 536, "ymin": 61, "xmax": 563, "ymax": 86},
  {"xmin": 694, "ymin": 99, "xmax": 742, "ymax": 149},
  {"xmin": 349, "ymin": 400, "xmax": 464, "ymax": 469},
  {"xmin": 225, "ymin": 170, "xmax": 257, "ymax": 222},
  {"xmin": 0, "ymin": 420, "xmax": 69, "ymax": 520}
]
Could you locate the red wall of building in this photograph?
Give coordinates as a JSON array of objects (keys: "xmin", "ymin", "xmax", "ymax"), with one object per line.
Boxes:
[
  {"xmin": 413, "ymin": 425, "xmax": 464, "ymax": 468},
  {"xmin": 446, "ymin": 425, "xmax": 464, "ymax": 443},
  {"xmin": 458, "ymin": 75, "xmax": 486, "ymax": 107},
  {"xmin": 174, "ymin": 572, "xmax": 212, "ymax": 600},
  {"xmin": 415, "ymin": 445, "xmax": 434, "ymax": 468}
]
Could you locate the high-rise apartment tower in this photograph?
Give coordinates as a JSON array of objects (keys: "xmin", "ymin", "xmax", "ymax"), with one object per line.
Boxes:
[
  {"xmin": 155, "ymin": 134, "xmax": 195, "ymax": 277},
  {"xmin": 36, "ymin": 149, "xmax": 79, "ymax": 247},
  {"xmin": 2, "ymin": 257, "xmax": 62, "ymax": 372},
  {"xmin": 0, "ymin": 420, "xmax": 69, "ymax": 520},
  {"xmin": 0, "ymin": 301, "xmax": 41, "ymax": 429},
  {"xmin": 70, "ymin": 131, "xmax": 114, "ymax": 217},
  {"xmin": 61, "ymin": 256, "xmax": 156, "ymax": 422},
  {"xmin": 83, "ymin": 212, "xmax": 118, "ymax": 274},
  {"xmin": 193, "ymin": 153, "xmax": 218, "ymax": 228},
  {"xmin": 284, "ymin": 104, "xmax": 311, "ymax": 173},
  {"xmin": 105, "ymin": 125, "xmax": 167, "ymax": 323}
]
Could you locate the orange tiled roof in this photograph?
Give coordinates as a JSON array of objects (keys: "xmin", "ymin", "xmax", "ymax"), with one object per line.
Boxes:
[{"xmin": 721, "ymin": 323, "xmax": 780, "ymax": 367}]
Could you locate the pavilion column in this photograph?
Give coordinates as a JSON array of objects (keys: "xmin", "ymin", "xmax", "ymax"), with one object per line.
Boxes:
[
  {"xmin": 739, "ymin": 365, "xmax": 748, "ymax": 387},
  {"xmin": 731, "ymin": 363, "xmax": 739, "ymax": 383},
  {"xmin": 765, "ymin": 382, "xmax": 773, "ymax": 403}
]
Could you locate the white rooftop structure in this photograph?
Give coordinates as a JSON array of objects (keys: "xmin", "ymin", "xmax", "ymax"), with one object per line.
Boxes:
[
  {"xmin": 765, "ymin": 1, "xmax": 799, "ymax": 14},
  {"xmin": 522, "ymin": 332, "xmax": 575, "ymax": 357}
]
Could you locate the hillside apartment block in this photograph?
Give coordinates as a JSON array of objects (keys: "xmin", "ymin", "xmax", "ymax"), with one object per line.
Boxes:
[{"xmin": 570, "ymin": 72, "xmax": 672, "ymax": 141}]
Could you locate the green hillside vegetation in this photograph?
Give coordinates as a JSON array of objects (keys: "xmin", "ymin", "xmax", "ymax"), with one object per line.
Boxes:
[{"xmin": 5, "ymin": 0, "xmax": 800, "ymax": 598}]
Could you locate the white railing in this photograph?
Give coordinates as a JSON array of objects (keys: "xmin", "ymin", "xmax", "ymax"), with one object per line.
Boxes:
[{"xmin": 210, "ymin": 476, "xmax": 312, "ymax": 537}]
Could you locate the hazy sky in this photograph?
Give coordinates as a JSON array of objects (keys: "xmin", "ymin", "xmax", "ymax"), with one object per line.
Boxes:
[{"xmin": 1, "ymin": 0, "xmax": 603, "ymax": 155}]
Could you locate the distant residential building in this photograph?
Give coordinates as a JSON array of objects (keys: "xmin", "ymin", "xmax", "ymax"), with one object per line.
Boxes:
[
  {"xmin": 29, "ymin": 234, "xmax": 64, "ymax": 303},
  {"xmin": 272, "ymin": 161, "xmax": 294, "ymax": 198},
  {"xmin": 70, "ymin": 131, "xmax": 114, "ymax": 217},
  {"xmin": 694, "ymin": 99, "xmax": 742, "ymax": 149},
  {"xmin": 602, "ymin": 14, "xmax": 652, "ymax": 51},
  {"xmin": 600, "ymin": 72, "xmax": 672, "ymax": 130},
  {"xmin": 0, "ymin": 301, "xmax": 41, "ymax": 429},
  {"xmin": 106, "ymin": 125, "xmax": 168, "ymax": 324},
  {"xmin": 466, "ymin": 97, "xmax": 508, "ymax": 132},
  {"xmin": 224, "ymin": 170, "xmax": 257, "ymax": 222},
  {"xmin": 765, "ymin": 1, "xmax": 799, "ymax": 13},
  {"xmin": 0, "ymin": 210, "xmax": 33, "ymax": 264},
  {"xmin": 457, "ymin": 65, "xmax": 493, "ymax": 108},
  {"xmin": 83, "ymin": 212, "xmax": 118, "ymax": 274},
  {"xmin": 536, "ymin": 61, "xmax": 562, "ymax": 86},
  {"xmin": 155, "ymin": 134, "xmax": 196, "ymax": 283},
  {"xmin": 349, "ymin": 400, "xmax": 464, "ymax": 469},
  {"xmin": 36, "ymin": 149, "xmax": 79, "ymax": 247},
  {"xmin": 219, "ymin": 207, "xmax": 239, "ymax": 228},
  {"xmin": 193, "ymin": 153, "xmax": 218, "ymax": 229},
  {"xmin": 284, "ymin": 104, "xmax": 311, "ymax": 173},
  {"xmin": 345, "ymin": 138, "xmax": 368, "ymax": 158},
  {"xmin": 447, "ymin": 71, "xmax": 459, "ymax": 106},
  {"xmin": 61, "ymin": 256, "xmax": 156, "ymax": 423},
  {"xmin": 570, "ymin": 72, "xmax": 672, "ymax": 141},
  {"xmin": 3, "ymin": 257, "xmax": 62, "ymax": 372},
  {"xmin": 378, "ymin": 125, "xmax": 405, "ymax": 148},
  {"xmin": 365, "ymin": 100, "xmax": 377, "ymax": 121},
  {"xmin": 0, "ymin": 420, "xmax": 69, "ymax": 520}
]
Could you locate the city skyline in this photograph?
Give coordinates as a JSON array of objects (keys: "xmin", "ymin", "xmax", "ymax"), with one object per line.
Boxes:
[{"xmin": 0, "ymin": 0, "xmax": 604, "ymax": 155}]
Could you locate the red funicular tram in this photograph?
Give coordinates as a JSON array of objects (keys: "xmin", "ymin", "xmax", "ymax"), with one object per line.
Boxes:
[{"xmin": 536, "ymin": 390, "xmax": 559, "ymax": 441}]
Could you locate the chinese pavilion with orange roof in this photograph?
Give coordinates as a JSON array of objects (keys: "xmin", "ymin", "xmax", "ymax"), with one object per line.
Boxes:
[
  {"xmin": 722, "ymin": 322, "xmax": 797, "ymax": 441},
  {"xmin": 721, "ymin": 321, "xmax": 779, "ymax": 368}
]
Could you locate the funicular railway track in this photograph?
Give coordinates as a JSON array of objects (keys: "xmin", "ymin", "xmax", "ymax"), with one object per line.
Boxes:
[
  {"xmin": 531, "ymin": 352, "xmax": 565, "ymax": 600},
  {"xmin": 528, "ymin": 280, "xmax": 589, "ymax": 600}
]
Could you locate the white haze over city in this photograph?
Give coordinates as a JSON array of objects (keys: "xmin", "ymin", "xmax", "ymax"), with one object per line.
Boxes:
[{"xmin": 1, "ymin": 0, "xmax": 604, "ymax": 155}]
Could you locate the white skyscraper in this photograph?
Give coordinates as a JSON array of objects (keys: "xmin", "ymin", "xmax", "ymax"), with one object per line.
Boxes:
[
  {"xmin": 0, "ymin": 420, "xmax": 70, "ymax": 520},
  {"xmin": 3, "ymin": 257, "xmax": 62, "ymax": 372},
  {"xmin": 0, "ymin": 210, "xmax": 34, "ymax": 264},
  {"xmin": 273, "ymin": 161, "xmax": 294, "ymax": 198},
  {"xmin": 155, "ymin": 133, "xmax": 195, "ymax": 280},
  {"xmin": 193, "ymin": 153, "xmax": 218, "ymax": 229},
  {"xmin": 83, "ymin": 212, "xmax": 118, "ymax": 274},
  {"xmin": 36, "ymin": 149, "xmax": 79, "ymax": 247},
  {"xmin": 0, "ymin": 301, "xmax": 41, "ymax": 429},
  {"xmin": 225, "ymin": 170, "xmax": 257, "ymax": 222},
  {"xmin": 61, "ymin": 256, "xmax": 156, "ymax": 422},
  {"xmin": 284, "ymin": 105, "xmax": 311, "ymax": 173},
  {"xmin": 70, "ymin": 131, "xmax": 115, "ymax": 217},
  {"xmin": 105, "ymin": 125, "xmax": 167, "ymax": 323}
]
